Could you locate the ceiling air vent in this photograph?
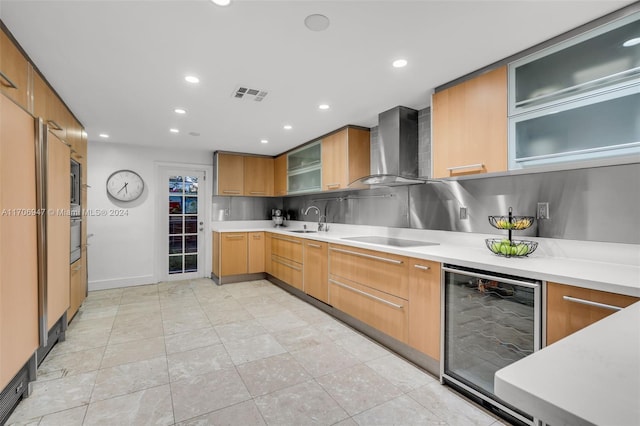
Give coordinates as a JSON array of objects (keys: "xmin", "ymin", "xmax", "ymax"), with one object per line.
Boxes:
[{"xmin": 232, "ymin": 86, "xmax": 268, "ymax": 102}]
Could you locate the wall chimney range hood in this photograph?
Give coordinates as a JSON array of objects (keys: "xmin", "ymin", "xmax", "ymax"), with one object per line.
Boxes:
[{"xmin": 349, "ymin": 106, "xmax": 426, "ymax": 187}]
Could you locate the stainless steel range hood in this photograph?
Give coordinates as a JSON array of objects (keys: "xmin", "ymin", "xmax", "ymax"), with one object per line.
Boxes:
[{"xmin": 350, "ymin": 106, "xmax": 426, "ymax": 187}]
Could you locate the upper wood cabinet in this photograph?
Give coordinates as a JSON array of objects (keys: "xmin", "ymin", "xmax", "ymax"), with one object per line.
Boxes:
[
  {"xmin": 274, "ymin": 154, "xmax": 287, "ymax": 196},
  {"xmin": 432, "ymin": 66, "xmax": 508, "ymax": 178},
  {"xmin": 321, "ymin": 128, "xmax": 370, "ymax": 191},
  {"xmin": 0, "ymin": 29, "xmax": 29, "ymax": 109},
  {"xmin": 32, "ymin": 70, "xmax": 69, "ymax": 142},
  {"xmin": 244, "ymin": 156, "xmax": 274, "ymax": 197},
  {"xmin": 216, "ymin": 153, "xmax": 244, "ymax": 196},
  {"xmin": 546, "ymin": 282, "xmax": 639, "ymax": 345}
]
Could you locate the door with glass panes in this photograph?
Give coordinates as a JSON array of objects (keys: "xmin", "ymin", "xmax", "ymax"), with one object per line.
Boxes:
[{"xmin": 165, "ymin": 170, "xmax": 205, "ymax": 279}]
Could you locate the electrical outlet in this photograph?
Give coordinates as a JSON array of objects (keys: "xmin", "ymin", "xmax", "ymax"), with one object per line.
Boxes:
[
  {"xmin": 459, "ymin": 206, "xmax": 468, "ymax": 220},
  {"xmin": 537, "ymin": 202, "xmax": 549, "ymax": 220}
]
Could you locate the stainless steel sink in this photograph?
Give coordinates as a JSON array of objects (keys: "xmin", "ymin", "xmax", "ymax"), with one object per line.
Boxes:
[
  {"xmin": 341, "ymin": 235, "xmax": 439, "ymax": 247},
  {"xmin": 288, "ymin": 229, "xmax": 317, "ymax": 234}
]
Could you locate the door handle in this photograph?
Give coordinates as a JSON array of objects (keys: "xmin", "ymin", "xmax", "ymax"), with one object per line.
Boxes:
[{"xmin": 199, "ymin": 228, "xmax": 204, "ymax": 231}]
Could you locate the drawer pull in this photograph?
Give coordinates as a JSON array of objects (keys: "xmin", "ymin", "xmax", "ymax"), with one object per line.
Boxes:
[
  {"xmin": 326, "ymin": 183, "xmax": 341, "ymax": 189},
  {"xmin": 272, "ymin": 256, "xmax": 302, "ymax": 271},
  {"xmin": 224, "ymin": 235, "xmax": 245, "ymax": 240},
  {"xmin": 273, "ymin": 236, "xmax": 302, "ymax": 245},
  {"xmin": 329, "ymin": 279, "xmax": 403, "ymax": 310},
  {"xmin": 414, "ymin": 264, "xmax": 430, "ymax": 271},
  {"xmin": 249, "ymin": 191, "xmax": 266, "ymax": 195},
  {"xmin": 0, "ymin": 71, "xmax": 18, "ymax": 89},
  {"xmin": 307, "ymin": 243, "xmax": 321, "ymax": 248},
  {"xmin": 252, "ymin": 235, "xmax": 262, "ymax": 239},
  {"xmin": 330, "ymin": 247, "xmax": 403, "ymax": 265},
  {"xmin": 47, "ymin": 120, "xmax": 63, "ymax": 131},
  {"xmin": 222, "ymin": 190, "xmax": 241, "ymax": 194},
  {"xmin": 562, "ymin": 295, "xmax": 624, "ymax": 311},
  {"xmin": 446, "ymin": 163, "xmax": 483, "ymax": 172}
]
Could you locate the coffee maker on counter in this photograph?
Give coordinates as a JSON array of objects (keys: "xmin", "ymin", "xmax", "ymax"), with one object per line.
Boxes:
[{"xmin": 272, "ymin": 209, "xmax": 285, "ymax": 227}]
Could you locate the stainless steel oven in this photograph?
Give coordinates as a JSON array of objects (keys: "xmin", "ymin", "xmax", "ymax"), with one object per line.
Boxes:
[{"xmin": 441, "ymin": 264, "xmax": 541, "ymax": 426}]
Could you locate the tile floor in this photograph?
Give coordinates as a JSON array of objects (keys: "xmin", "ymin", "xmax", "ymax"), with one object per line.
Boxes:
[{"xmin": 7, "ymin": 279, "xmax": 507, "ymax": 426}]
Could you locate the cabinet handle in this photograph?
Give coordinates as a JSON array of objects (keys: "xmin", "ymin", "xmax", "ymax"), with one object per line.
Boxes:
[
  {"xmin": 0, "ymin": 71, "xmax": 18, "ymax": 89},
  {"xmin": 307, "ymin": 243, "xmax": 321, "ymax": 248},
  {"xmin": 446, "ymin": 163, "xmax": 484, "ymax": 172},
  {"xmin": 414, "ymin": 264, "xmax": 430, "ymax": 270},
  {"xmin": 47, "ymin": 120, "xmax": 63, "ymax": 131},
  {"xmin": 329, "ymin": 279, "xmax": 404, "ymax": 310},
  {"xmin": 272, "ymin": 256, "xmax": 302, "ymax": 271},
  {"xmin": 249, "ymin": 191, "xmax": 266, "ymax": 195},
  {"xmin": 329, "ymin": 247, "xmax": 403, "ymax": 265},
  {"xmin": 82, "ymin": 184, "xmax": 91, "ymax": 188},
  {"xmin": 73, "ymin": 265, "xmax": 82, "ymax": 272},
  {"xmin": 326, "ymin": 183, "xmax": 341, "ymax": 189},
  {"xmin": 222, "ymin": 190, "xmax": 241, "ymax": 194},
  {"xmin": 562, "ymin": 295, "xmax": 624, "ymax": 311},
  {"xmin": 252, "ymin": 234, "xmax": 262, "ymax": 239},
  {"xmin": 273, "ymin": 235, "xmax": 302, "ymax": 245},
  {"xmin": 224, "ymin": 235, "xmax": 245, "ymax": 240}
]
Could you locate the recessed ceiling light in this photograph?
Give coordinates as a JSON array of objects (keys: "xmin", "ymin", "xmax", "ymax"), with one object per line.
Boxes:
[
  {"xmin": 283, "ymin": 124, "xmax": 292, "ymax": 130},
  {"xmin": 260, "ymin": 139, "xmax": 269, "ymax": 144},
  {"xmin": 99, "ymin": 133, "xmax": 109, "ymax": 139},
  {"xmin": 185, "ymin": 75, "xmax": 200, "ymax": 84},
  {"xmin": 305, "ymin": 14, "xmax": 330, "ymax": 32},
  {"xmin": 392, "ymin": 59, "xmax": 408, "ymax": 68},
  {"xmin": 211, "ymin": 0, "xmax": 231, "ymax": 6},
  {"xmin": 174, "ymin": 108, "xmax": 187, "ymax": 114},
  {"xmin": 170, "ymin": 128, "xmax": 180, "ymax": 133},
  {"xmin": 318, "ymin": 104, "xmax": 330, "ymax": 110},
  {"xmin": 623, "ymin": 37, "xmax": 640, "ymax": 47}
]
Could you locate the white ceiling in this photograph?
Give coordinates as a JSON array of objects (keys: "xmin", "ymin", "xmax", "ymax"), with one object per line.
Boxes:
[{"xmin": 0, "ymin": 0, "xmax": 633, "ymax": 156}]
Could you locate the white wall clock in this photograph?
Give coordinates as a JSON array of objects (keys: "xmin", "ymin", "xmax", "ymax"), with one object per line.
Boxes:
[{"xmin": 106, "ymin": 169, "xmax": 145, "ymax": 202}]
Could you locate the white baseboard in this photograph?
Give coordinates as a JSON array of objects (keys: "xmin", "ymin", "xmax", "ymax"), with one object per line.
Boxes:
[{"xmin": 88, "ymin": 275, "xmax": 156, "ymax": 291}]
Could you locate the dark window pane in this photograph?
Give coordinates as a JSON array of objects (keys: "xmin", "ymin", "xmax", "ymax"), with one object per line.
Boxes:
[
  {"xmin": 184, "ymin": 254, "xmax": 197, "ymax": 272},
  {"xmin": 169, "ymin": 196, "xmax": 183, "ymax": 214},
  {"xmin": 169, "ymin": 176, "xmax": 183, "ymax": 193},
  {"xmin": 169, "ymin": 216, "xmax": 183, "ymax": 234},
  {"xmin": 169, "ymin": 236, "xmax": 183, "ymax": 254},
  {"xmin": 185, "ymin": 235, "xmax": 198, "ymax": 253},
  {"xmin": 169, "ymin": 255, "xmax": 183, "ymax": 274},
  {"xmin": 184, "ymin": 197, "xmax": 198, "ymax": 214},
  {"xmin": 184, "ymin": 216, "xmax": 198, "ymax": 234}
]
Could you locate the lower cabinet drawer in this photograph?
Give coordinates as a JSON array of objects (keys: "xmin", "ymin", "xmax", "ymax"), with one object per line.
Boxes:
[
  {"xmin": 271, "ymin": 255, "xmax": 303, "ymax": 290},
  {"xmin": 329, "ymin": 276, "xmax": 408, "ymax": 343}
]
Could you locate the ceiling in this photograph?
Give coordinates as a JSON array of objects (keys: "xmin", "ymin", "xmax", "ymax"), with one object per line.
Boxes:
[{"xmin": 0, "ymin": 0, "xmax": 633, "ymax": 156}]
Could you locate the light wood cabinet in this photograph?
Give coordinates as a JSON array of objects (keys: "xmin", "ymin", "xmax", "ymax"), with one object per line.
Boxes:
[
  {"xmin": 321, "ymin": 128, "xmax": 370, "ymax": 191},
  {"xmin": 0, "ymin": 30, "xmax": 29, "ymax": 109},
  {"xmin": 220, "ymin": 233, "xmax": 248, "ymax": 276},
  {"xmin": 0, "ymin": 96, "xmax": 39, "ymax": 389},
  {"xmin": 248, "ymin": 232, "xmax": 265, "ymax": 273},
  {"xmin": 432, "ymin": 66, "xmax": 507, "ymax": 178},
  {"xmin": 216, "ymin": 153, "xmax": 244, "ymax": 196},
  {"xmin": 212, "ymin": 232, "xmax": 220, "ymax": 277},
  {"xmin": 244, "ymin": 156, "xmax": 274, "ymax": 196},
  {"xmin": 46, "ymin": 133, "xmax": 70, "ymax": 329},
  {"xmin": 546, "ymin": 282, "xmax": 639, "ymax": 345},
  {"xmin": 270, "ymin": 234, "xmax": 303, "ymax": 290},
  {"xmin": 408, "ymin": 259, "xmax": 441, "ymax": 360},
  {"xmin": 303, "ymin": 240, "xmax": 328, "ymax": 303},
  {"xmin": 274, "ymin": 154, "xmax": 287, "ymax": 196},
  {"xmin": 69, "ymin": 259, "xmax": 85, "ymax": 320}
]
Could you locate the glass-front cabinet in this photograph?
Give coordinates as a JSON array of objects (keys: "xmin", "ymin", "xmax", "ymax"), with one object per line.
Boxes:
[
  {"xmin": 287, "ymin": 140, "xmax": 322, "ymax": 194},
  {"xmin": 508, "ymin": 12, "xmax": 640, "ymax": 169}
]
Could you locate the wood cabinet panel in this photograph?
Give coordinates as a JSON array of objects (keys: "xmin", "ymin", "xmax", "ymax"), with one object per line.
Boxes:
[
  {"xmin": 271, "ymin": 255, "xmax": 303, "ymax": 290},
  {"xmin": 0, "ymin": 96, "xmax": 39, "ymax": 388},
  {"xmin": 217, "ymin": 153, "xmax": 244, "ymax": 196},
  {"xmin": 46, "ymin": 133, "xmax": 70, "ymax": 329},
  {"xmin": 220, "ymin": 233, "xmax": 247, "ymax": 276},
  {"xmin": 271, "ymin": 234, "xmax": 303, "ymax": 264},
  {"xmin": 244, "ymin": 156, "xmax": 274, "ymax": 196},
  {"xmin": 432, "ymin": 66, "xmax": 507, "ymax": 178},
  {"xmin": 274, "ymin": 154, "xmax": 287, "ymax": 196},
  {"xmin": 68, "ymin": 258, "xmax": 85, "ymax": 321},
  {"xmin": 408, "ymin": 259, "xmax": 441, "ymax": 360},
  {"xmin": 303, "ymin": 240, "xmax": 328, "ymax": 303},
  {"xmin": 329, "ymin": 244, "xmax": 409, "ymax": 299},
  {"xmin": 248, "ymin": 232, "xmax": 265, "ymax": 273},
  {"xmin": 212, "ymin": 232, "xmax": 220, "ymax": 277},
  {"xmin": 329, "ymin": 277, "xmax": 408, "ymax": 343},
  {"xmin": 264, "ymin": 232, "xmax": 273, "ymax": 275},
  {"xmin": 0, "ymin": 30, "xmax": 29, "ymax": 109},
  {"xmin": 321, "ymin": 128, "xmax": 370, "ymax": 191},
  {"xmin": 547, "ymin": 282, "xmax": 639, "ymax": 345}
]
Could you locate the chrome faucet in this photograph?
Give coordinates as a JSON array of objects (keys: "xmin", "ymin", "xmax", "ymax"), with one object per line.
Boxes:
[{"xmin": 303, "ymin": 205, "xmax": 328, "ymax": 231}]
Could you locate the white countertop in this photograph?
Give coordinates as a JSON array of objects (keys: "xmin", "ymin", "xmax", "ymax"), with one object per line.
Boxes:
[
  {"xmin": 495, "ymin": 301, "xmax": 640, "ymax": 426},
  {"xmin": 212, "ymin": 220, "xmax": 640, "ymax": 296}
]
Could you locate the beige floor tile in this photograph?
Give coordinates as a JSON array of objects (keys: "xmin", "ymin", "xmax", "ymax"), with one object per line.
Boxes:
[
  {"xmin": 332, "ymin": 418, "xmax": 359, "ymax": 426},
  {"xmin": 160, "ymin": 295, "xmax": 199, "ymax": 310},
  {"xmin": 224, "ymin": 334, "xmax": 287, "ymax": 365},
  {"xmin": 236, "ymin": 295, "xmax": 284, "ymax": 318},
  {"xmin": 317, "ymin": 364, "xmax": 403, "ymax": 416},
  {"xmin": 101, "ymin": 336, "xmax": 166, "ymax": 368},
  {"xmin": 214, "ymin": 318, "xmax": 268, "ymax": 342},
  {"xmin": 71, "ymin": 305, "xmax": 118, "ymax": 321},
  {"xmin": 37, "ymin": 346, "xmax": 104, "ymax": 382},
  {"xmin": 291, "ymin": 342, "xmax": 360, "ymax": 377},
  {"xmin": 112, "ymin": 310, "xmax": 163, "ymax": 330},
  {"xmin": 273, "ymin": 325, "xmax": 334, "ymax": 352},
  {"xmin": 254, "ymin": 380, "xmax": 349, "ymax": 426},
  {"xmin": 237, "ymin": 353, "xmax": 311, "ymax": 397},
  {"xmin": 37, "ymin": 405, "xmax": 87, "ymax": 426},
  {"xmin": 366, "ymin": 354, "xmax": 437, "ymax": 392},
  {"xmin": 66, "ymin": 316, "xmax": 114, "ymax": 335},
  {"xmin": 165, "ymin": 327, "xmax": 221, "ymax": 355},
  {"xmin": 255, "ymin": 310, "xmax": 309, "ymax": 333},
  {"xmin": 170, "ymin": 368, "xmax": 251, "ymax": 422},
  {"xmin": 334, "ymin": 333, "xmax": 390, "ymax": 362},
  {"xmin": 107, "ymin": 320, "xmax": 164, "ymax": 345},
  {"xmin": 175, "ymin": 400, "xmax": 266, "ymax": 426},
  {"xmin": 204, "ymin": 305, "xmax": 254, "ymax": 325},
  {"xmin": 84, "ymin": 384, "xmax": 174, "ymax": 425},
  {"xmin": 91, "ymin": 356, "xmax": 169, "ymax": 402},
  {"xmin": 167, "ymin": 344, "xmax": 233, "ymax": 382},
  {"xmin": 352, "ymin": 394, "xmax": 447, "ymax": 425},
  {"xmin": 44, "ymin": 329, "xmax": 110, "ymax": 356},
  {"xmin": 313, "ymin": 320, "xmax": 359, "ymax": 341},
  {"xmin": 162, "ymin": 314, "xmax": 211, "ymax": 336},
  {"xmin": 115, "ymin": 300, "xmax": 161, "ymax": 316}
]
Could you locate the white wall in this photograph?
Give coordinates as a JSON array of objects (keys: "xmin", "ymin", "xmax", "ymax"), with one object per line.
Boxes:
[{"xmin": 87, "ymin": 141, "xmax": 213, "ymax": 291}]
